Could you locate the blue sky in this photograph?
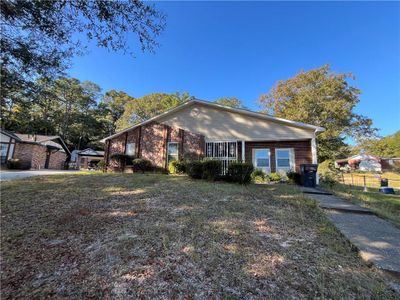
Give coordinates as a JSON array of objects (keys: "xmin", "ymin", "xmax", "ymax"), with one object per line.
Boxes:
[{"xmin": 69, "ymin": 1, "xmax": 400, "ymax": 137}]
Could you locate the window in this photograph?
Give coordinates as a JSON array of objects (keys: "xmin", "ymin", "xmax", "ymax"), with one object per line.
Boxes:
[
  {"xmin": 125, "ymin": 142, "xmax": 136, "ymax": 156},
  {"xmin": 204, "ymin": 141, "xmax": 238, "ymax": 174},
  {"xmin": 1, "ymin": 143, "xmax": 8, "ymax": 164},
  {"xmin": 168, "ymin": 142, "xmax": 179, "ymax": 162},
  {"xmin": 276, "ymin": 149, "xmax": 294, "ymax": 172},
  {"xmin": 205, "ymin": 141, "xmax": 237, "ymax": 159},
  {"xmin": 253, "ymin": 149, "xmax": 271, "ymax": 173}
]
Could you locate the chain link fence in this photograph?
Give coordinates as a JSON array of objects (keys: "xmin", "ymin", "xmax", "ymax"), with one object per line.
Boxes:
[{"xmin": 336, "ymin": 172, "xmax": 400, "ymax": 191}]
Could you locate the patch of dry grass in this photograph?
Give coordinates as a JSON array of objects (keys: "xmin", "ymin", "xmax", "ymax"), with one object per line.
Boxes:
[
  {"xmin": 320, "ymin": 182, "xmax": 400, "ymax": 226},
  {"xmin": 1, "ymin": 173, "xmax": 398, "ymax": 298}
]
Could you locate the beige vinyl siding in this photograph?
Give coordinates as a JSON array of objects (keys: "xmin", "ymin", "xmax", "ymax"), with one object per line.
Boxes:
[{"xmin": 158, "ymin": 102, "xmax": 315, "ymax": 141}]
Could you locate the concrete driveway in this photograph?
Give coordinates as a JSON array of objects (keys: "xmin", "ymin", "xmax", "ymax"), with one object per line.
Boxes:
[{"xmin": 0, "ymin": 170, "xmax": 80, "ymax": 181}]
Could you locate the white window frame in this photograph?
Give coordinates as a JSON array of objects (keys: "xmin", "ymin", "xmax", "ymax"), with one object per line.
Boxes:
[
  {"xmin": 125, "ymin": 142, "xmax": 136, "ymax": 156},
  {"xmin": 252, "ymin": 148, "xmax": 271, "ymax": 174},
  {"xmin": 275, "ymin": 148, "xmax": 295, "ymax": 174},
  {"xmin": 167, "ymin": 142, "xmax": 179, "ymax": 163}
]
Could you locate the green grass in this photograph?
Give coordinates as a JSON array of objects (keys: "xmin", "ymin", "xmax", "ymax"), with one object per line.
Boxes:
[
  {"xmin": 1, "ymin": 173, "xmax": 398, "ymax": 298},
  {"xmin": 320, "ymin": 182, "xmax": 400, "ymax": 226}
]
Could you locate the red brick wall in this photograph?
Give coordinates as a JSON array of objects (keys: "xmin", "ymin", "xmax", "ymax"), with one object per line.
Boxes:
[
  {"xmin": 105, "ymin": 122, "xmax": 205, "ymax": 169},
  {"xmin": 13, "ymin": 143, "xmax": 66, "ymax": 170},
  {"xmin": 48, "ymin": 150, "xmax": 67, "ymax": 169},
  {"xmin": 13, "ymin": 143, "xmax": 33, "ymax": 162},
  {"xmin": 182, "ymin": 130, "xmax": 205, "ymax": 160},
  {"xmin": 108, "ymin": 135, "xmax": 125, "ymax": 156},
  {"xmin": 245, "ymin": 140, "xmax": 312, "ymax": 173},
  {"xmin": 140, "ymin": 122, "xmax": 166, "ymax": 168},
  {"xmin": 13, "ymin": 143, "xmax": 47, "ymax": 169}
]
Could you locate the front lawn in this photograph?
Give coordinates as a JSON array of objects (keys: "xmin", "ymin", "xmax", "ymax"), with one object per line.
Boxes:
[{"xmin": 1, "ymin": 173, "xmax": 397, "ymax": 298}]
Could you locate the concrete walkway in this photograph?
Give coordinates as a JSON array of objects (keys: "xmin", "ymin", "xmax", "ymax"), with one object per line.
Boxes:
[
  {"xmin": 0, "ymin": 170, "xmax": 80, "ymax": 181},
  {"xmin": 302, "ymin": 187, "xmax": 400, "ymax": 276}
]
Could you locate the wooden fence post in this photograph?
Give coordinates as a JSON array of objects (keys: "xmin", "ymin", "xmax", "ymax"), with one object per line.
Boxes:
[
  {"xmin": 351, "ymin": 173, "xmax": 354, "ymax": 187},
  {"xmin": 363, "ymin": 175, "xmax": 368, "ymax": 192}
]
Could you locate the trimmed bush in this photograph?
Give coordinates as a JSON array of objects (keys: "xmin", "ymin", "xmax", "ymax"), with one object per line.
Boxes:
[
  {"xmin": 287, "ymin": 171, "xmax": 301, "ymax": 185},
  {"xmin": 202, "ymin": 159, "xmax": 222, "ymax": 181},
  {"xmin": 320, "ymin": 173, "xmax": 337, "ymax": 188},
  {"xmin": 132, "ymin": 158, "xmax": 152, "ymax": 173},
  {"xmin": 251, "ymin": 169, "xmax": 266, "ymax": 183},
  {"xmin": 110, "ymin": 153, "xmax": 131, "ymax": 170},
  {"xmin": 6, "ymin": 159, "xmax": 31, "ymax": 170},
  {"xmin": 96, "ymin": 159, "xmax": 106, "ymax": 171},
  {"xmin": 168, "ymin": 160, "xmax": 186, "ymax": 174},
  {"xmin": 226, "ymin": 162, "xmax": 254, "ymax": 184},
  {"xmin": 269, "ymin": 172, "xmax": 281, "ymax": 182},
  {"xmin": 186, "ymin": 161, "xmax": 204, "ymax": 179}
]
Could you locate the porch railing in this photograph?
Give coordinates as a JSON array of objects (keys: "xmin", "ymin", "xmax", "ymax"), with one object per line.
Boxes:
[{"xmin": 205, "ymin": 141, "xmax": 238, "ymax": 174}]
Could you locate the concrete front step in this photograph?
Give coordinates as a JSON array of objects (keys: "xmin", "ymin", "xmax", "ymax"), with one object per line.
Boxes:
[{"xmin": 301, "ymin": 187, "xmax": 372, "ymax": 214}]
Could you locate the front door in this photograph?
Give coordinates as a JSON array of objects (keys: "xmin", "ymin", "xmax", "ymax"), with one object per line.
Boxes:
[
  {"xmin": 253, "ymin": 148, "xmax": 271, "ymax": 174},
  {"xmin": 44, "ymin": 150, "xmax": 50, "ymax": 169}
]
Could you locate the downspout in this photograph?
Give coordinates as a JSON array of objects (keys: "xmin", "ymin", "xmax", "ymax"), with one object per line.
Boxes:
[{"xmin": 311, "ymin": 129, "xmax": 319, "ymax": 184}]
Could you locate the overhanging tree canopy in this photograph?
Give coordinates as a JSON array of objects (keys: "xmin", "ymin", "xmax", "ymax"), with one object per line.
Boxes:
[{"xmin": 258, "ymin": 65, "xmax": 377, "ymax": 161}]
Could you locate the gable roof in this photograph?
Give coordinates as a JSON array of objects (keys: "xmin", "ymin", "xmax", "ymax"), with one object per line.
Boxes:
[
  {"xmin": 0, "ymin": 130, "xmax": 70, "ymax": 155},
  {"xmin": 101, "ymin": 99, "xmax": 325, "ymax": 142}
]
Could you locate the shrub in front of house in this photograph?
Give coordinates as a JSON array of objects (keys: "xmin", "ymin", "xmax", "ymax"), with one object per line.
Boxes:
[
  {"xmin": 168, "ymin": 160, "xmax": 186, "ymax": 174},
  {"xmin": 251, "ymin": 169, "xmax": 267, "ymax": 183},
  {"xmin": 226, "ymin": 162, "xmax": 254, "ymax": 184},
  {"xmin": 96, "ymin": 159, "xmax": 106, "ymax": 171},
  {"xmin": 132, "ymin": 158, "xmax": 152, "ymax": 173},
  {"xmin": 186, "ymin": 161, "xmax": 204, "ymax": 179},
  {"xmin": 268, "ymin": 172, "xmax": 281, "ymax": 182},
  {"xmin": 110, "ymin": 153, "xmax": 131, "ymax": 171},
  {"xmin": 318, "ymin": 160, "xmax": 337, "ymax": 176},
  {"xmin": 319, "ymin": 173, "xmax": 337, "ymax": 188},
  {"xmin": 6, "ymin": 159, "xmax": 31, "ymax": 170},
  {"xmin": 286, "ymin": 171, "xmax": 301, "ymax": 185},
  {"xmin": 202, "ymin": 159, "xmax": 222, "ymax": 181}
]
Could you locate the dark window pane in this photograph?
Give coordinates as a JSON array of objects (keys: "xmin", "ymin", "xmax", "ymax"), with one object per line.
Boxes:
[
  {"xmin": 277, "ymin": 159, "xmax": 290, "ymax": 167},
  {"xmin": 257, "ymin": 158, "xmax": 269, "ymax": 167}
]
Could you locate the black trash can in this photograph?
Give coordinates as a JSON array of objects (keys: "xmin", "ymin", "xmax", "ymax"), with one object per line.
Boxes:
[
  {"xmin": 300, "ymin": 164, "xmax": 318, "ymax": 188},
  {"xmin": 380, "ymin": 178, "xmax": 388, "ymax": 187}
]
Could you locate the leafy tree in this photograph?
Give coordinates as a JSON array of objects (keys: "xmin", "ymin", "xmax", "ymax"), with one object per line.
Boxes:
[
  {"xmin": 116, "ymin": 92, "xmax": 194, "ymax": 130},
  {"xmin": 0, "ymin": 0, "xmax": 166, "ymax": 119},
  {"xmin": 100, "ymin": 90, "xmax": 135, "ymax": 134},
  {"xmin": 258, "ymin": 65, "xmax": 377, "ymax": 161},
  {"xmin": 215, "ymin": 97, "xmax": 246, "ymax": 109},
  {"xmin": 353, "ymin": 131, "xmax": 400, "ymax": 157},
  {"xmin": 4, "ymin": 76, "xmax": 112, "ymax": 150}
]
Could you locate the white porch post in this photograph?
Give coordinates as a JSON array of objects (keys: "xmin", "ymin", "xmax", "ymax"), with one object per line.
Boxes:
[
  {"xmin": 311, "ymin": 132, "xmax": 319, "ymax": 184},
  {"xmin": 241, "ymin": 140, "xmax": 245, "ymax": 162}
]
